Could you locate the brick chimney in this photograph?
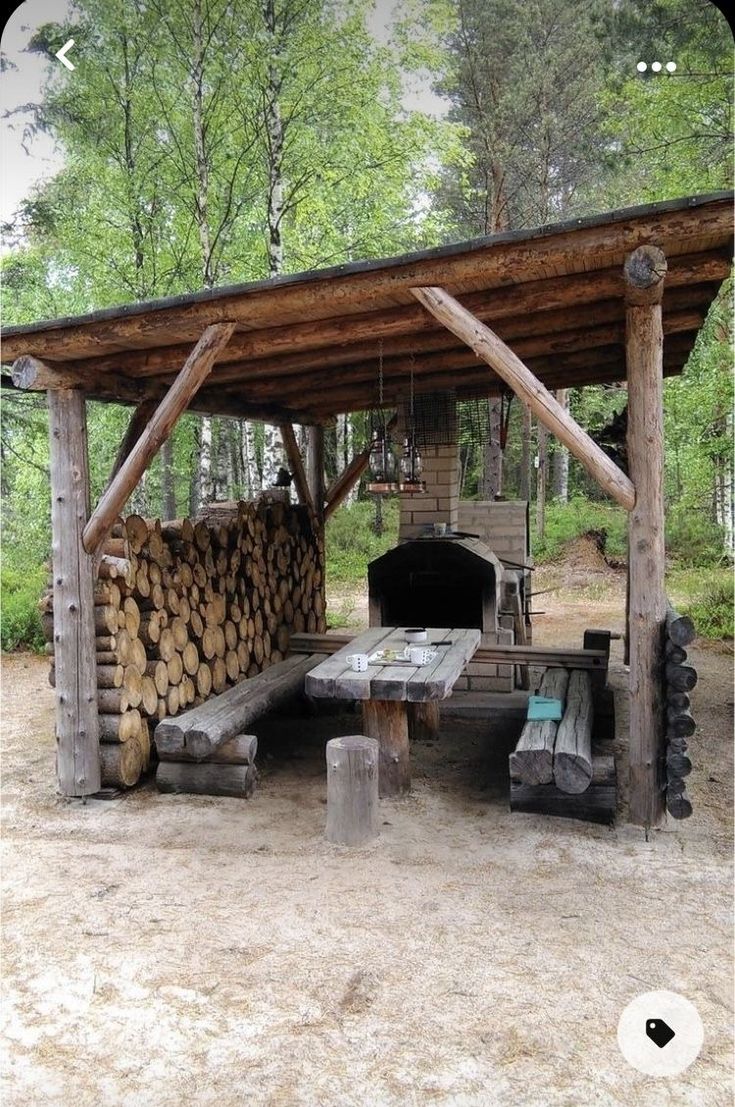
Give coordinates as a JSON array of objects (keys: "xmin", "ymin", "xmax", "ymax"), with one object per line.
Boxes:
[{"xmin": 397, "ymin": 398, "xmax": 460, "ymax": 541}]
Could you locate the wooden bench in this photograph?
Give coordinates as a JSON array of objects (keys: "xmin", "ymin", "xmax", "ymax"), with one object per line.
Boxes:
[
  {"xmin": 509, "ymin": 666, "xmax": 616, "ymax": 825},
  {"xmin": 155, "ymin": 652, "xmax": 324, "ymax": 762}
]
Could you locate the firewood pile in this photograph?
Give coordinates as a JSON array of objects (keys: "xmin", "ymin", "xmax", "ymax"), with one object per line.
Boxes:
[
  {"xmin": 41, "ymin": 498, "xmax": 325, "ymax": 791},
  {"xmin": 663, "ymin": 606, "xmax": 697, "ymax": 820}
]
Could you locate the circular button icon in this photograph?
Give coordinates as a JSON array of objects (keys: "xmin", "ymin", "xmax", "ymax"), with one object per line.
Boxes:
[{"xmin": 617, "ymin": 990, "xmax": 704, "ymax": 1076}]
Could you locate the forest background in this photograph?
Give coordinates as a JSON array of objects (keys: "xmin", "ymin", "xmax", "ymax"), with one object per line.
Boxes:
[{"xmin": 1, "ymin": 0, "xmax": 732, "ymax": 649}]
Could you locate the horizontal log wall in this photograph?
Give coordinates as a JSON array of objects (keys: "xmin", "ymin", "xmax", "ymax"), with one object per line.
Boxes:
[{"xmin": 43, "ymin": 497, "xmax": 325, "ymax": 790}]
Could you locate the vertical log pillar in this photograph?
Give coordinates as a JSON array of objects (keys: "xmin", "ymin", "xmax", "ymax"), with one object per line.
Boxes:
[
  {"xmin": 361, "ymin": 700, "xmax": 411, "ymax": 796},
  {"xmin": 624, "ymin": 245, "xmax": 667, "ymax": 827},
  {"xmin": 306, "ymin": 424, "xmax": 327, "ymax": 629},
  {"xmin": 48, "ymin": 390, "xmax": 101, "ymax": 796}
]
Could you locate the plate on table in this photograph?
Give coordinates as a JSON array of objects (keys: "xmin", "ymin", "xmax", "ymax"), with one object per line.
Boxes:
[{"xmin": 368, "ymin": 647, "xmax": 437, "ymax": 666}]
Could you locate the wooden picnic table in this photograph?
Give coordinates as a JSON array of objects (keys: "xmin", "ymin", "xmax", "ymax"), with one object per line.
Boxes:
[{"xmin": 305, "ymin": 626, "xmax": 481, "ymax": 796}]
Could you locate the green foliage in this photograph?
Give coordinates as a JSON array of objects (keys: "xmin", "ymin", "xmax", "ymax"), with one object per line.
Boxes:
[
  {"xmin": 0, "ymin": 565, "xmax": 46, "ymax": 653},
  {"xmin": 592, "ymin": 0, "xmax": 733, "ymax": 207},
  {"xmin": 668, "ymin": 566, "xmax": 734, "ymax": 640},
  {"xmin": 325, "ymin": 499, "xmax": 399, "ymax": 583},
  {"xmin": 665, "ymin": 508, "xmax": 729, "ymax": 568},
  {"xmin": 533, "ymin": 496, "xmax": 628, "ymax": 562}
]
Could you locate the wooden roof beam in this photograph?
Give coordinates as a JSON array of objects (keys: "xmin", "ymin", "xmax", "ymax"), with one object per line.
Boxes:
[
  {"xmin": 11, "ymin": 355, "xmax": 147, "ymax": 404},
  {"xmin": 297, "ymin": 355, "xmax": 689, "ymax": 417},
  {"xmin": 411, "ymin": 287, "xmax": 636, "ymax": 511},
  {"xmin": 2, "ymin": 193, "xmax": 729, "ymax": 362},
  {"xmin": 62, "ymin": 251, "xmax": 730, "ymax": 379},
  {"xmin": 83, "ymin": 322, "xmax": 235, "ymax": 556},
  {"xmin": 179, "ymin": 300, "xmax": 709, "ymax": 390},
  {"xmin": 211, "ymin": 309, "xmax": 704, "ymax": 404}
]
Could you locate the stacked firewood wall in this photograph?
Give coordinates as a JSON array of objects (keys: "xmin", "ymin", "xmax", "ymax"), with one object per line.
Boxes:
[
  {"xmin": 41, "ymin": 498, "xmax": 325, "ymax": 790},
  {"xmin": 663, "ymin": 606, "xmax": 697, "ymax": 820}
]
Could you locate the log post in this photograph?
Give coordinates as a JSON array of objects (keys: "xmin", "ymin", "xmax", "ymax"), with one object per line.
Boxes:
[
  {"xmin": 325, "ymin": 735, "xmax": 380, "ymax": 846},
  {"xmin": 362, "ymin": 700, "xmax": 410, "ymax": 797},
  {"xmin": 407, "ymin": 701, "xmax": 440, "ymax": 741},
  {"xmin": 48, "ymin": 390, "xmax": 101, "ymax": 796},
  {"xmin": 625, "ymin": 244, "xmax": 667, "ymax": 828}
]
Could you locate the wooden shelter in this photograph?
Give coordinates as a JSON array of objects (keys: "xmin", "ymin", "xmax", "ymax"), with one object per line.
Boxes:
[{"xmin": 2, "ymin": 191, "xmax": 732, "ymax": 826}]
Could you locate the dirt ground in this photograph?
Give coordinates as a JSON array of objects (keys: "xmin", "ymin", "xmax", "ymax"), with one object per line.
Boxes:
[{"xmin": 2, "ymin": 566, "xmax": 733, "ymax": 1106}]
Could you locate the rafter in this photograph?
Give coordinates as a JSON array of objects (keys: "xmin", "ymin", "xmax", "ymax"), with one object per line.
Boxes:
[
  {"xmin": 82, "ymin": 322, "xmax": 236, "ymax": 556},
  {"xmin": 411, "ymin": 286, "xmax": 636, "ymax": 511}
]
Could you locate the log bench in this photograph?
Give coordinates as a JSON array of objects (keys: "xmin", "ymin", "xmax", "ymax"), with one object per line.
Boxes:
[
  {"xmin": 154, "ymin": 653, "xmax": 324, "ymax": 794},
  {"xmin": 509, "ymin": 666, "xmax": 616, "ymax": 824}
]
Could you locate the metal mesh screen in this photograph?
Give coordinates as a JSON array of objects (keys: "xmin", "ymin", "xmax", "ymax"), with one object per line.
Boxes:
[{"xmin": 411, "ymin": 391, "xmax": 492, "ymax": 450}]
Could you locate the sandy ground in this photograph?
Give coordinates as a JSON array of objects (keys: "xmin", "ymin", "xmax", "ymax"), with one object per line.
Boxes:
[{"xmin": 1, "ymin": 567, "xmax": 733, "ymax": 1106}]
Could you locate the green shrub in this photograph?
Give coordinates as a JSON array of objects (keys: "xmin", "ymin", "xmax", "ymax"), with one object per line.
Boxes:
[
  {"xmin": 326, "ymin": 498, "xmax": 399, "ymax": 583},
  {"xmin": 665, "ymin": 508, "xmax": 728, "ymax": 567},
  {"xmin": 533, "ymin": 496, "xmax": 627, "ymax": 562},
  {"xmin": 1, "ymin": 564, "xmax": 47, "ymax": 652},
  {"xmin": 668, "ymin": 566, "xmax": 733, "ymax": 640}
]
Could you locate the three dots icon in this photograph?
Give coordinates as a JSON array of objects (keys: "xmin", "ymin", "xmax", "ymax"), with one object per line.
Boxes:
[{"xmin": 637, "ymin": 61, "xmax": 677, "ymax": 73}]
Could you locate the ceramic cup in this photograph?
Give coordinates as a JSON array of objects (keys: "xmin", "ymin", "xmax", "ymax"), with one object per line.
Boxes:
[
  {"xmin": 345, "ymin": 653, "xmax": 369, "ymax": 672},
  {"xmin": 408, "ymin": 646, "xmax": 435, "ymax": 666},
  {"xmin": 405, "ymin": 627, "xmax": 428, "ymax": 644}
]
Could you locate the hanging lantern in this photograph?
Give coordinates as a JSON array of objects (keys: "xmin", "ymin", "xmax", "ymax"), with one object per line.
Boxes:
[
  {"xmin": 398, "ymin": 355, "xmax": 425, "ymax": 493},
  {"xmin": 367, "ymin": 419, "xmax": 399, "ymax": 494},
  {"xmin": 399, "ymin": 433, "xmax": 425, "ymax": 493},
  {"xmin": 366, "ymin": 339, "xmax": 398, "ymax": 494}
]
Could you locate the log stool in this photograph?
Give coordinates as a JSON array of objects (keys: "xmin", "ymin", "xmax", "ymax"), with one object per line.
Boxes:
[{"xmin": 325, "ymin": 736, "xmax": 379, "ymax": 846}]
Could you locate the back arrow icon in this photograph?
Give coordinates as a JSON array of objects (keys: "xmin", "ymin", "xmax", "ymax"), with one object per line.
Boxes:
[{"xmin": 55, "ymin": 39, "xmax": 75, "ymax": 71}]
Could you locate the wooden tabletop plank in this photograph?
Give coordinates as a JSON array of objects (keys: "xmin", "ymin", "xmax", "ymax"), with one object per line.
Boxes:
[
  {"xmin": 304, "ymin": 626, "xmax": 394, "ymax": 698},
  {"xmin": 335, "ymin": 627, "xmax": 411, "ymax": 699},
  {"xmin": 307, "ymin": 626, "xmax": 479, "ymax": 702},
  {"xmin": 406, "ymin": 628, "xmax": 481, "ymax": 701}
]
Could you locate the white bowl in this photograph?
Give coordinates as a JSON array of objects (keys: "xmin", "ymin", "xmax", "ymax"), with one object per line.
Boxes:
[{"xmin": 405, "ymin": 627, "xmax": 428, "ymax": 643}]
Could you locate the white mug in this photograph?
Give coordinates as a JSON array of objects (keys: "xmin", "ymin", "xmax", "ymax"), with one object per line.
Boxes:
[
  {"xmin": 345, "ymin": 653, "xmax": 369, "ymax": 672},
  {"xmin": 408, "ymin": 647, "xmax": 435, "ymax": 666}
]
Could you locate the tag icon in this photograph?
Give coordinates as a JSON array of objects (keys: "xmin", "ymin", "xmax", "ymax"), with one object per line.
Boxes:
[{"xmin": 646, "ymin": 1018, "xmax": 675, "ymax": 1049}]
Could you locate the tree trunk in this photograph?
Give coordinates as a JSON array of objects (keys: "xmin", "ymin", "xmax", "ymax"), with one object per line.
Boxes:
[
  {"xmin": 536, "ymin": 420, "xmax": 547, "ymax": 539},
  {"xmin": 552, "ymin": 389, "xmax": 569, "ymax": 501},
  {"xmin": 240, "ymin": 421, "xmax": 259, "ymax": 496},
  {"xmin": 336, "ymin": 414, "xmax": 357, "ymax": 506},
  {"xmin": 259, "ymin": 0, "xmax": 287, "ymax": 486},
  {"xmin": 161, "ymin": 435, "xmax": 176, "ymax": 519},
  {"xmin": 519, "ymin": 404, "xmax": 531, "ymax": 501},
  {"xmin": 482, "ymin": 398, "xmax": 503, "ymax": 499},
  {"xmin": 198, "ymin": 416, "xmax": 213, "ymax": 505}
]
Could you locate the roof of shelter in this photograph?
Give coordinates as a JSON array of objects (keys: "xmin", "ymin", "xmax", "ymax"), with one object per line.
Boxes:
[{"xmin": 1, "ymin": 191, "xmax": 732, "ymax": 424}]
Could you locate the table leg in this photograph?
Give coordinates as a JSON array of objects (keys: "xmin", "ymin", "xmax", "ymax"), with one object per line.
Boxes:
[
  {"xmin": 407, "ymin": 701, "xmax": 440, "ymax": 741},
  {"xmin": 361, "ymin": 700, "xmax": 410, "ymax": 797}
]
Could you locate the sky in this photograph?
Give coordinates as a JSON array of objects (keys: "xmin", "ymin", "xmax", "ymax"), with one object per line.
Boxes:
[
  {"xmin": 0, "ymin": 0, "xmax": 446, "ymax": 232},
  {"xmin": 1, "ymin": 1, "xmax": 71, "ymax": 227}
]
